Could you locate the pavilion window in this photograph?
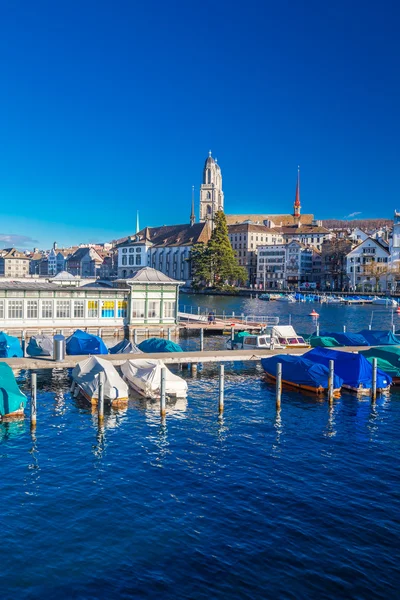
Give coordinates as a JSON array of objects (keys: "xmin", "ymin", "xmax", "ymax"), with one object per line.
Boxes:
[
  {"xmin": 131, "ymin": 300, "xmax": 145, "ymax": 318},
  {"xmin": 148, "ymin": 301, "xmax": 160, "ymax": 319},
  {"xmin": 27, "ymin": 300, "xmax": 38, "ymax": 319},
  {"xmin": 56, "ymin": 300, "xmax": 70, "ymax": 319},
  {"xmin": 74, "ymin": 300, "xmax": 85, "ymax": 318},
  {"xmin": 163, "ymin": 301, "xmax": 176, "ymax": 319},
  {"xmin": 88, "ymin": 300, "xmax": 98, "ymax": 318},
  {"xmin": 118, "ymin": 301, "xmax": 127, "ymax": 318},
  {"xmin": 101, "ymin": 300, "xmax": 115, "ymax": 318},
  {"xmin": 8, "ymin": 300, "xmax": 23, "ymax": 319},
  {"xmin": 0, "ymin": 300, "xmax": 4, "ymax": 319},
  {"xmin": 41, "ymin": 300, "xmax": 53, "ymax": 319}
]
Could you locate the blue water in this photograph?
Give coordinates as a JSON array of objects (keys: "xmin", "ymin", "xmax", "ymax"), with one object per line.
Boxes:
[{"xmin": 1, "ymin": 361, "xmax": 400, "ymax": 599}]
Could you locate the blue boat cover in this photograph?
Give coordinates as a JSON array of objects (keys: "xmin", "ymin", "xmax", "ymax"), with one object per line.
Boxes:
[
  {"xmin": 358, "ymin": 330, "xmax": 400, "ymax": 346},
  {"xmin": 66, "ymin": 330, "xmax": 108, "ymax": 355},
  {"xmin": 0, "ymin": 332, "xmax": 23, "ymax": 358},
  {"xmin": 304, "ymin": 347, "xmax": 392, "ymax": 389},
  {"xmin": 109, "ymin": 339, "xmax": 142, "ymax": 354},
  {"xmin": 261, "ymin": 355, "xmax": 343, "ymax": 389},
  {"xmin": 0, "ymin": 363, "xmax": 26, "ymax": 416},
  {"xmin": 138, "ymin": 338, "xmax": 183, "ymax": 353},
  {"xmin": 320, "ymin": 332, "xmax": 369, "ymax": 346},
  {"xmin": 26, "ymin": 335, "xmax": 54, "ymax": 357}
]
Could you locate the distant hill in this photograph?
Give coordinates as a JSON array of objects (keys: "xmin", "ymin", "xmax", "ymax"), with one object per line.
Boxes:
[{"xmin": 322, "ymin": 218, "xmax": 392, "ymax": 231}]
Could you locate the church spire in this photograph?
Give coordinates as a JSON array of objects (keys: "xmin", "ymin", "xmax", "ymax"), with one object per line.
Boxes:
[
  {"xmin": 190, "ymin": 185, "xmax": 195, "ymax": 226},
  {"xmin": 294, "ymin": 166, "xmax": 301, "ymax": 218},
  {"xmin": 136, "ymin": 210, "xmax": 140, "ymax": 234}
]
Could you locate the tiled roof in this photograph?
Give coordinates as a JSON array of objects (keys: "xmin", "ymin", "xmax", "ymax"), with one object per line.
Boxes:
[
  {"xmin": 228, "ymin": 223, "xmax": 278, "ymax": 234},
  {"xmin": 116, "ymin": 222, "xmax": 211, "ymax": 248},
  {"xmin": 226, "ymin": 213, "xmax": 314, "ymax": 226},
  {"xmin": 119, "ymin": 267, "xmax": 182, "ymax": 284},
  {"xmin": 1, "ymin": 248, "xmax": 29, "ymax": 259}
]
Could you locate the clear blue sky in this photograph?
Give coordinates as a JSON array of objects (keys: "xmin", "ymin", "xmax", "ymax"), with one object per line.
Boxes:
[{"xmin": 0, "ymin": 0, "xmax": 399, "ymax": 249}]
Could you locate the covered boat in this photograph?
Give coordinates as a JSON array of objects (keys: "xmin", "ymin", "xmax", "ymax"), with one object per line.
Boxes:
[
  {"xmin": 66, "ymin": 329, "xmax": 108, "ymax": 355},
  {"xmin": 371, "ymin": 297, "xmax": 397, "ymax": 307},
  {"xmin": 109, "ymin": 339, "xmax": 142, "ymax": 354},
  {"xmin": 138, "ymin": 338, "xmax": 183, "ymax": 353},
  {"xmin": 0, "ymin": 332, "xmax": 23, "ymax": 358},
  {"xmin": 0, "ymin": 363, "xmax": 27, "ymax": 419},
  {"xmin": 261, "ymin": 355, "xmax": 343, "ymax": 395},
  {"xmin": 271, "ymin": 326, "xmax": 309, "ymax": 348},
  {"xmin": 304, "ymin": 347, "xmax": 392, "ymax": 394},
  {"xmin": 26, "ymin": 335, "xmax": 54, "ymax": 357},
  {"xmin": 121, "ymin": 359, "xmax": 188, "ymax": 399},
  {"xmin": 71, "ymin": 356, "xmax": 128, "ymax": 404},
  {"xmin": 361, "ymin": 346, "xmax": 400, "ymax": 384},
  {"xmin": 358, "ymin": 330, "xmax": 400, "ymax": 346},
  {"xmin": 308, "ymin": 335, "xmax": 342, "ymax": 348},
  {"xmin": 320, "ymin": 332, "xmax": 369, "ymax": 346}
]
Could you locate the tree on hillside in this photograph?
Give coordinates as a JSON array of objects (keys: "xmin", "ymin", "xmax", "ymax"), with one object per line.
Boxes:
[{"xmin": 190, "ymin": 211, "xmax": 247, "ymax": 289}]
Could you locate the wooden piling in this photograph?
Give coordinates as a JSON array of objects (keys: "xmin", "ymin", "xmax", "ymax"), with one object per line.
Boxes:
[
  {"xmin": 328, "ymin": 359, "xmax": 334, "ymax": 403},
  {"xmin": 372, "ymin": 357, "xmax": 377, "ymax": 401},
  {"xmin": 98, "ymin": 371, "xmax": 105, "ymax": 422},
  {"xmin": 219, "ymin": 364, "xmax": 224, "ymax": 413},
  {"xmin": 30, "ymin": 373, "xmax": 37, "ymax": 428},
  {"xmin": 160, "ymin": 366, "xmax": 166, "ymax": 416},
  {"xmin": 276, "ymin": 362, "xmax": 282, "ymax": 408}
]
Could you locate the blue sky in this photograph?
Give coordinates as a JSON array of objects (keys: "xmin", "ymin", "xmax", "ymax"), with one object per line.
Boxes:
[{"xmin": 0, "ymin": 0, "xmax": 399, "ymax": 249}]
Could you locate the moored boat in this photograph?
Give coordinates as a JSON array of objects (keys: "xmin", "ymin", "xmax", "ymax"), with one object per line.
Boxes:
[
  {"xmin": 71, "ymin": 356, "xmax": 128, "ymax": 404},
  {"xmin": 66, "ymin": 329, "xmax": 108, "ymax": 355},
  {"xmin": 0, "ymin": 364, "xmax": 27, "ymax": 420},
  {"xmin": 360, "ymin": 346, "xmax": 400, "ymax": 385},
  {"xmin": 27, "ymin": 335, "xmax": 54, "ymax": 357},
  {"xmin": 0, "ymin": 332, "xmax": 23, "ymax": 358},
  {"xmin": 304, "ymin": 347, "xmax": 392, "ymax": 394},
  {"xmin": 121, "ymin": 359, "xmax": 188, "ymax": 399},
  {"xmin": 371, "ymin": 297, "xmax": 397, "ymax": 307},
  {"xmin": 261, "ymin": 355, "xmax": 343, "ymax": 395},
  {"xmin": 109, "ymin": 339, "xmax": 142, "ymax": 354},
  {"xmin": 138, "ymin": 337, "xmax": 183, "ymax": 353}
]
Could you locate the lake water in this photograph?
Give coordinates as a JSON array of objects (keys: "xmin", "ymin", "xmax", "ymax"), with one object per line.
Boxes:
[{"xmin": 1, "ymin": 299, "xmax": 400, "ymax": 598}]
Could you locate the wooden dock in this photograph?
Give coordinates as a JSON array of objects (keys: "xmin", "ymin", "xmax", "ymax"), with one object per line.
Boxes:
[{"xmin": 0, "ymin": 347, "xmax": 370, "ymax": 371}]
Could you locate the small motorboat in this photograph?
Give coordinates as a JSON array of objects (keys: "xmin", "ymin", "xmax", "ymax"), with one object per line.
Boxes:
[
  {"xmin": 71, "ymin": 356, "xmax": 128, "ymax": 404},
  {"xmin": 361, "ymin": 346, "xmax": 400, "ymax": 385},
  {"xmin": 66, "ymin": 330, "xmax": 108, "ymax": 355},
  {"xmin": 371, "ymin": 297, "xmax": 397, "ymax": 307},
  {"xmin": 304, "ymin": 347, "xmax": 392, "ymax": 394},
  {"xmin": 109, "ymin": 339, "xmax": 143, "ymax": 354},
  {"xmin": 275, "ymin": 294, "xmax": 296, "ymax": 303},
  {"xmin": 121, "ymin": 359, "xmax": 188, "ymax": 399},
  {"xmin": 0, "ymin": 364, "xmax": 27, "ymax": 420},
  {"xmin": 261, "ymin": 355, "xmax": 343, "ymax": 395},
  {"xmin": 26, "ymin": 335, "xmax": 54, "ymax": 358}
]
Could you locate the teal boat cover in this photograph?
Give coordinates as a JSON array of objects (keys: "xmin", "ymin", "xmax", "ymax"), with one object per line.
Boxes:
[
  {"xmin": 0, "ymin": 332, "xmax": 23, "ymax": 358},
  {"xmin": 0, "ymin": 363, "xmax": 26, "ymax": 416},
  {"xmin": 66, "ymin": 330, "xmax": 108, "ymax": 355},
  {"xmin": 358, "ymin": 330, "xmax": 400, "ymax": 346},
  {"xmin": 233, "ymin": 331, "xmax": 251, "ymax": 343},
  {"xmin": 309, "ymin": 335, "xmax": 342, "ymax": 347},
  {"xmin": 261, "ymin": 355, "xmax": 343, "ymax": 389},
  {"xmin": 304, "ymin": 348, "xmax": 392, "ymax": 389},
  {"xmin": 361, "ymin": 346, "xmax": 400, "ymax": 374},
  {"xmin": 320, "ymin": 332, "xmax": 369, "ymax": 346},
  {"xmin": 138, "ymin": 338, "xmax": 183, "ymax": 353}
]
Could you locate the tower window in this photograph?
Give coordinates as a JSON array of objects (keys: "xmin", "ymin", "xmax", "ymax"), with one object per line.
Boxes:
[
  {"xmin": 207, "ymin": 170, "xmax": 211, "ymax": 184},
  {"xmin": 207, "ymin": 205, "xmax": 212, "ymax": 215}
]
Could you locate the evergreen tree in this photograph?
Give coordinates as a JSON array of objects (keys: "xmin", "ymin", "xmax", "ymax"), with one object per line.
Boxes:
[{"xmin": 190, "ymin": 211, "xmax": 247, "ymax": 289}]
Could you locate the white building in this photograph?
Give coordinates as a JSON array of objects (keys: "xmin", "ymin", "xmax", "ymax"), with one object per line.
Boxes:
[
  {"xmin": 256, "ymin": 240, "xmax": 313, "ymax": 289},
  {"xmin": 346, "ymin": 237, "xmax": 390, "ymax": 291}
]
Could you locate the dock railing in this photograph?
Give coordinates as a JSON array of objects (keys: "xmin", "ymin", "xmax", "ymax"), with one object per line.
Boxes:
[{"xmin": 178, "ymin": 306, "xmax": 279, "ymax": 327}]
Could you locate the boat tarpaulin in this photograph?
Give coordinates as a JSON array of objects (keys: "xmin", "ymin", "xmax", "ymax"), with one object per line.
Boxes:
[
  {"xmin": 361, "ymin": 346, "xmax": 400, "ymax": 371},
  {"xmin": 364, "ymin": 356, "xmax": 400, "ymax": 377},
  {"xmin": 358, "ymin": 330, "xmax": 400, "ymax": 346},
  {"xmin": 0, "ymin": 363, "xmax": 27, "ymax": 416},
  {"xmin": 261, "ymin": 355, "xmax": 343, "ymax": 389},
  {"xmin": 109, "ymin": 339, "xmax": 142, "ymax": 354},
  {"xmin": 66, "ymin": 329, "xmax": 108, "ymax": 355},
  {"xmin": 304, "ymin": 347, "xmax": 392, "ymax": 389},
  {"xmin": 27, "ymin": 335, "xmax": 54, "ymax": 357},
  {"xmin": 233, "ymin": 331, "xmax": 251, "ymax": 343},
  {"xmin": 121, "ymin": 359, "xmax": 188, "ymax": 398},
  {"xmin": 309, "ymin": 335, "xmax": 342, "ymax": 348},
  {"xmin": 320, "ymin": 332, "xmax": 369, "ymax": 346},
  {"xmin": 138, "ymin": 338, "xmax": 183, "ymax": 353},
  {"xmin": 0, "ymin": 332, "xmax": 23, "ymax": 358},
  {"xmin": 72, "ymin": 356, "xmax": 128, "ymax": 401}
]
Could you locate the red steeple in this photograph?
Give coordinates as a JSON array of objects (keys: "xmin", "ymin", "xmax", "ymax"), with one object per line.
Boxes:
[{"xmin": 294, "ymin": 166, "xmax": 301, "ymax": 217}]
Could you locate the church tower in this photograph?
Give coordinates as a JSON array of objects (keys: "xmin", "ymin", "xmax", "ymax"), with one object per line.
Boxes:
[
  {"xmin": 293, "ymin": 166, "xmax": 301, "ymax": 222},
  {"xmin": 199, "ymin": 151, "xmax": 224, "ymax": 222}
]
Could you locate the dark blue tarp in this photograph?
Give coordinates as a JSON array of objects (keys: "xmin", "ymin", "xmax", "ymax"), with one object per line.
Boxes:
[
  {"xmin": 0, "ymin": 332, "xmax": 23, "ymax": 358},
  {"xmin": 358, "ymin": 330, "xmax": 400, "ymax": 346},
  {"xmin": 304, "ymin": 347, "xmax": 392, "ymax": 389},
  {"xmin": 109, "ymin": 339, "xmax": 142, "ymax": 354},
  {"xmin": 261, "ymin": 355, "xmax": 343, "ymax": 389},
  {"xmin": 320, "ymin": 332, "xmax": 369, "ymax": 346},
  {"xmin": 138, "ymin": 338, "xmax": 183, "ymax": 353},
  {"xmin": 0, "ymin": 363, "xmax": 26, "ymax": 416},
  {"xmin": 66, "ymin": 329, "xmax": 108, "ymax": 355}
]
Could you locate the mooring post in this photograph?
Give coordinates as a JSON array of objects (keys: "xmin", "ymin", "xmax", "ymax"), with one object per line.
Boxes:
[
  {"xmin": 200, "ymin": 328, "xmax": 204, "ymax": 351},
  {"xmin": 276, "ymin": 362, "xmax": 282, "ymax": 408},
  {"xmin": 21, "ymin": 331, "xmax": 26, "ymax": 357},
  {"xmin": 316, "ymin": 322, "xmax": 320, "ymax": 336},
  {"xmin": 134, "ymin": 329, "xmax": 138, "ymax": 345},
  {"xmin": 198, "ymin": 306, "xmax": 200, "ymax": 315},
  {"xmin": 145, "ymin": 327, "xmax": 149, "ymax": 339},
  {"xmin": 168, "ymin": 328, "xmax": 171, "ymax": 341},
  {"xmin": 372, "ymin": 357, "xmax": 377, "ymax": 401},
  {"xmin": 368, "ymin": 324, "xmax": 372, "ymax": 330},
  {"xmin": 328, "ymin": 360, "xmax": 334, "ymax": 402},
  {"xmin": 31, "ymin": 373, "xmax": 37, "ymax": 429},
  {"xmin": 343, "ymin": 325, "xmax": 346, "ymax": 333},
  {"xmin": 98, "ymin": 371, "xmax": 105, "ymax": 423},
  {"xmin": 231, "ymin": 326, "xmax": 235, "ymax": 349},
  {"xmin": 160, "ymin": 366, "xmax": 166, "ymax": 417},
  {"xmin": 98, "ymin": 328, "xmax": 102, "ymax": 338},
  {"xmin": 219, "ymin": 364, "xmax": 224, "ymax": 413},
  {"xmin": 392, "ymin": 323, "xmax": 396, "ymax": 335}
]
